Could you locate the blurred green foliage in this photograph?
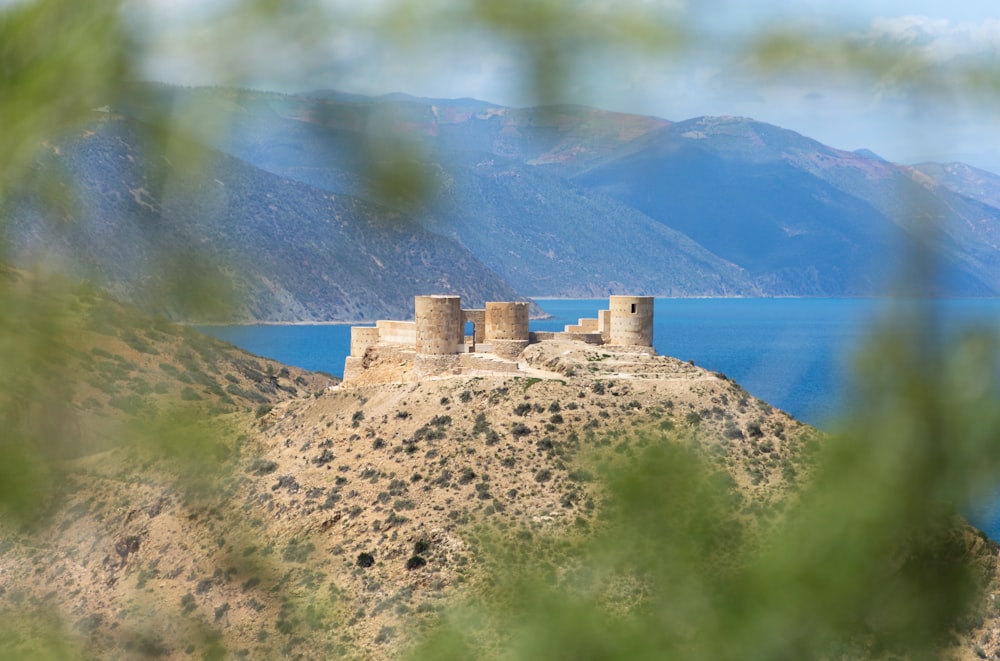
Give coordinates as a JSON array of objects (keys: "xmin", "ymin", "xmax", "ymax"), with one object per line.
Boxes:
[
  {"xmin": 0, "ymin": 0, "xmax": 128, "ymax": 197},
  {"xmin": 2, "ymin": 0, "xmax": 1000, "ymax": 659},
  {"xmin": 410, "ymin": 312, "xmax": 1000, "ymax": 658}
]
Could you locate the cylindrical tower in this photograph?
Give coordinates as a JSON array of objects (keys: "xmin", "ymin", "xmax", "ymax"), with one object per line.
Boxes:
[
  {"xmin": 609, "ymin": 296, "xmax": 654, "ymax": 346},
  {"xmin": 484, "ymin": 301, "xmax": 529, "ymax": 342},
  {"xmin": 415, "ymin": 295, "xmax": 463, "ymax": 355},
  {"xmin": 350, "ymin": 327, "xmax": 380, "ymax": 357}
]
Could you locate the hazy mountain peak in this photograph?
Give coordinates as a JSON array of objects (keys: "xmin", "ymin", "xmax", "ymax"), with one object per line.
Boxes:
[
  {"xmin": 13, "ymin": 83, "xmax": 1000, "ymax": 325},
  {"xmin": 853, "ymin": 148, "xmax": 887, "ymax": 161}
]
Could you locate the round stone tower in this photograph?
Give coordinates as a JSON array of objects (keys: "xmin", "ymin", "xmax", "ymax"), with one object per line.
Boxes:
[
  {"xmin": 609, "ymin": 296, "xmax": 654, "ymax": 346},
  {"xmin": 484, "ymin": 301, "xmax": 529, "ymax": 342},
  {"xmin": 484, "ymin": 301, "xmax": 530, "ymax": 359},
  {"xmin": 415, "ymin": 295, "xmax": 463, "ymax": 355}
]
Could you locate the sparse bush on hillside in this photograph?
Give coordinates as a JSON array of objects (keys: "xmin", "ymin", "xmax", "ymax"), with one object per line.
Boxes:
[
  {"xmin": 120, "ymin": 329, "xmax": 159, "ymax": 355},
  {"xmin": 248, "ymin": 459, "xmax": 278, "ymax": 476},
  {"xmin": 282, "ymin": 540, "xmax": 314, "ymax": 563},
  {"xmin": 312, "ymin": 449, "xmax": 335, "ymax": 466},
  {"xmin": 180, "ymin": 386, "xmax": 202, "ymax": 401},
  {"xmin": 473, "ymin": 413, "xmax": 491, "ymax": 435},
  {"xmin": 724, "ymin": 422, "xmax": 743, "ymax": 440},
  {"xmin": 226, "ymin": 383, "xmax": 269, "ymax": 403},
  {"xmin": 414, "ymin": 425, "xmax": 445, "ymax": 441}
]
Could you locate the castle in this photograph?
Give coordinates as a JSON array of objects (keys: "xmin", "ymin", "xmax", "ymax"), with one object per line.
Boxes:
[{"xmin": 343, "ymin": 295, "xmax": 654, "ymax": 384}]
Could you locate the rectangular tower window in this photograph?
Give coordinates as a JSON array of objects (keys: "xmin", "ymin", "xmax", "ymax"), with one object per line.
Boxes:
[{"xmin": 631, "ymin": 303, "xmax": 636, "ymax": 313}]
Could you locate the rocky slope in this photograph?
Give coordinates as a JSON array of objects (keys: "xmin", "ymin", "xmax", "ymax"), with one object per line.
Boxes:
[
  {"xmin": 128, "ymin": 86, "xmax": 1000, "ymax": 299},
  {"xmin": 3, "ymin": 112, "xmax": 527, "ymax": 322},
  {"xmin": 2, "ymin": 325, "xmax": 998, "ymax": 659}
]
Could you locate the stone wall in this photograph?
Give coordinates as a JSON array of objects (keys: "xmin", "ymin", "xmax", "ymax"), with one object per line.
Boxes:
[
  {"xmin": 609, "ymin": 295, "xmax": 654, "ymax": 346},
  {"xmin": 485, "ymin": 301, "xmax": 529, "ymax": 341},
  {"xmin": 350, "ymin": 327, "xmax": 380, "ymax": 357},
  {"xmin": 598, "ymin": 309, "xmax": 611, "ymax": 342},
  {"xmin": 492, "ymin": 339, "xmax": 530, "ymax": 359},
  {"xmin": 342, "ymin": 356, "xmax": 365, "ymax": 382},
  {"xmin": 564, "ymin": 317, "xmax": 599, "ymax": 333},
  {"xmin": 343, "ymin": 293, "xmax": 653, "ymax": 384},
  {"xmin": 460, "ymin": 353, "xmax": 521, "ymax": 373},
  {"xmin": 462, "ymin": 308, "xmax": 486, "ymax": 344},
  {"xmin": 376, "ymin": 320, "xmax": 417, "ymax": 346},
  {"xmin": 415, "ymin": 295, "xmax": 463, "ymax": 355},
  {"xmin": 413, "ymin": 353, "xmax": 462, "ymax": 378},
  {"xmin": 529, "ymin": 331, "xmax": 603, "ymax": 345}
]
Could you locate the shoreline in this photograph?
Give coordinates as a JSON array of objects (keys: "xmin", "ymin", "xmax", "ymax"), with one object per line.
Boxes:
[{"xmin": 182, "ymin": 295, "xmax": 993, "ymax": 327}]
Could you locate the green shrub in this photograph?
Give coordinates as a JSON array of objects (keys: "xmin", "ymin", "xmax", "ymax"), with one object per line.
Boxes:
[
  {"xmin": 511, "ymin": 422, "xmax": 531, "ymax": 438},
  {"xmin": 282, "ymin": 539, "xmax": 315, "ymax": 563}
]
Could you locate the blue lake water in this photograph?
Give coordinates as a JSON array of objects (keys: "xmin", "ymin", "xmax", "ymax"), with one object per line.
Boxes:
[
  {"xmin": 199, "ymin": 298, "xmax": 1000, "ymax": 426},
  {"xmin": 199, "ymin": 297, "xmax": 1000, "ymax": 537}
]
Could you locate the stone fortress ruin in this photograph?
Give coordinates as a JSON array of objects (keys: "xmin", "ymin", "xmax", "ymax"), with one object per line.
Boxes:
[{"xmin": 343, "ymin": 295, "xmax": 653, "ymax": 384}]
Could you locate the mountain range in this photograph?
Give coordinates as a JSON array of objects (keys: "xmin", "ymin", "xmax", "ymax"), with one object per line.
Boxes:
[{"xmin": 5, "ymin": 84, "xmax": 1000, "ymax": 321}]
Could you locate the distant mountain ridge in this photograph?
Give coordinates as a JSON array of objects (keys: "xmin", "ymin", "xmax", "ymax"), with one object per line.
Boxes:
[
  {"xmin": 6, "ymin": 84, "xmax": 1000, "ymax": 321},
  {"xmin": 5, "ymin": 112, "xmax": 526, "ymax": 322}
]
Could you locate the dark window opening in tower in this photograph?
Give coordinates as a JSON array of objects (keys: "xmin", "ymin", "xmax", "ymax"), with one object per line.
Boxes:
[{"xmin": 631, "ymin": 303, "xmax": 636, "ymax": 313}]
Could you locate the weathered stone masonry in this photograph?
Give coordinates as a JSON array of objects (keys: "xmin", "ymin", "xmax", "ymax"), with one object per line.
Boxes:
[{"xmin": 343, "ymin": 295, "xmax": 654, "ymax": 384}]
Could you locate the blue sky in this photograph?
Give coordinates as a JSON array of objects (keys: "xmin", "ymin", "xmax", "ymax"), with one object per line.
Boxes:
[{"xmin": 133, "ymin": 0, "xmax": 1000, "ymax": 172}]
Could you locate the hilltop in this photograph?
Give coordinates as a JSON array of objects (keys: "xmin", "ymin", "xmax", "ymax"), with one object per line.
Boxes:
[
  {"xmin": 2, "ymin": 316, "xmax": 999, "ymax": 659},
  {"xmin": 0, "ymin": 338, "xmax": 812, "ymax": 658}
]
